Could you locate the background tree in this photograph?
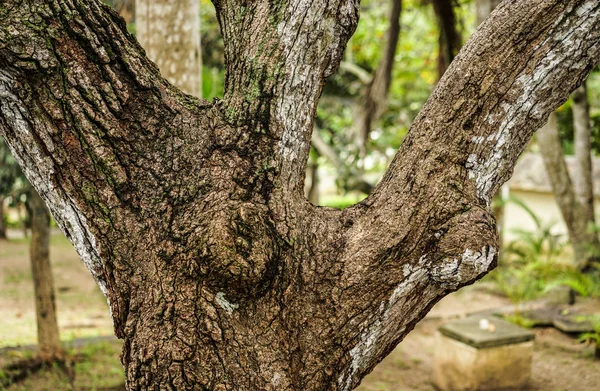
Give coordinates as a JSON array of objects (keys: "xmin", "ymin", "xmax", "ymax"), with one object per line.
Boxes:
[
  {"xmin": 26, "ymin": 188, "xmax": 63, "ymax": 359},
  {"xmin": 0, "ymin": 139, "xmax": 21, "ymax": 239},
  {"xmin": 0, "ymin": 139, "xmax": 62, "ymax": 359},
  {"xmin": 430, "ymin": 0, "xmax": 461, "ymax": 80},
  {"xmin": 136, "ymin": 0, "xmax": 202, "ymax": 96},
  {"xmin": 1, "ymin": 1, "xmax": 599, "ymax": 390},
  {"xmin": 538, "ymin": 91, "xmax": 600, "ymax": 271}
]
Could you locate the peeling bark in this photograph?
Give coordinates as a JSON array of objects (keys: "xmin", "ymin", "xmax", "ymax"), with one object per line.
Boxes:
[{"xmin": 1, "ymin": 0, "xmax": 600, "ymax": 390}]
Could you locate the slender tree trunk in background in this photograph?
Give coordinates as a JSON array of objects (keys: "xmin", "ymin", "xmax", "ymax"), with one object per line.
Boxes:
[
  {"xmin": 572, "ymin": 84, "xmax": 595, "ymax": 219},
  {"xmin": 354, "ymin": 0, "xmax": 402, "ymax": 159},
  {"xmin": 136, "ymin": 0, "xmax": 202, "ymax": 96},
  {"xmin": 432, "ymin": 0, "xmax": 461, "ymax": 80},
  {"xmin": 476, "ymin": 0, "xmax": 502, "ymax": 25},
  {"xmin": 537, "ymin": 113, "xmax": 598, "ymax": 270},
  {"xmin": 0, "ymin": 196, "xmax": 6, "ymax": 239},
  {"xmin": 1, "ymin": 1, "xmax": 600, "ymax": 390},
  {"xmin": 571, "ymin": 83, "xmax": 600, "ymax": 268},
  {"xmin": 114, "ymin": 0, "xmax": 135, "ymax": 25},
  {"xmin": 306, "ymin": 154, "xmax": 320, "ymax": 205},
  {"xmin": 27, "ymin": 191, "xmax": 62, "ymax": 359}
]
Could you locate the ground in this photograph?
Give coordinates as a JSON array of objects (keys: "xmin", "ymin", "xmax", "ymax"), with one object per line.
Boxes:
[{"xmin": 1, "ymin": 230, "xmax": 599, "ymax": 390}]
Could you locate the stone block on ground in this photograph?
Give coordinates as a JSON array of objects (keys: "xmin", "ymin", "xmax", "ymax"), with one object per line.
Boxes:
[
  {"xmin": 433, "ymin": 316, "xmax": 534, "ymax": 391},
  {"xmin": 544, "ymin": 286, "xmax": 575, "ymax": 305},
  {"xmin": 553, "ymin": 314, "xmax": 594, "ymax": 334}
]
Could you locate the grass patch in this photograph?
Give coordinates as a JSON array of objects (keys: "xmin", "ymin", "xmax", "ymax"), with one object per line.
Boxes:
[{"xmin": 0, "ymin": 340, "xmax": 124, "ymax": 391}]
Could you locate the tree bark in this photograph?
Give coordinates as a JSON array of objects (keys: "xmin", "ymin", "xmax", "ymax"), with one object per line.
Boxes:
[
  {"xmin": 136, "ymin": 0, "xmax": 201, "ymax": 96},
  {"xmin": 27, "ymin": 190, "xmax": 62, "ymax": 358},
  {"xmin": 1, "ymin": 1, "xmax": 600, "ymax": 390},
  {"xmin": 537, "ymin": 112, "xmax": 598, "ymax": 270}
]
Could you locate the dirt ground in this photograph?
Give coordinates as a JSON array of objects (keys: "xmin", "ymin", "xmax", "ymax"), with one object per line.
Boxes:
[
  {"xmin": 1, "ymin": 230, "xmax": 599, "ymax": 390},
  {"xmin": 0, "ymin": 230, "xmax": 113, "ymax": 347}
]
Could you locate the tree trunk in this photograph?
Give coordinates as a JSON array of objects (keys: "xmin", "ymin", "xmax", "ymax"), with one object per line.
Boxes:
[
  {"xmin": 114, "ymin": 0, "xmax": 134, "ymax": 25},
  {"xmin": 136, "ymin": 0, "xmax": 201, "ymax": 96},
  {"xmin": 432, "ymin": 0, "xmax": 461, "ymax": 80},
  {"xmin": 27, "ymin": 190, "xmax": 62, "ymax": 359},
  {"xmin": 476, "ymin": 0, "xmax": 502, "ymax": 25},
  {"xmin": 572, "ymin": 83, "xmax": 600, "ymax": 268},
  {"xmin": 354, "ymin": 0, "xmax": 402, "ymax": 158},
  {"xmin": 537, "ymin": 113, "xmax": 598, "ymax": 270},
  {"xmin": 1, "ymin": 1, "xmax": 600, "ymax": 390},
  {"xmin": 306, "ymin": 153, "xmax": 320, "ymax": 205},
  {"xmin": 0, "ymin": 195, "xmax": 6, "ymax": 239}
]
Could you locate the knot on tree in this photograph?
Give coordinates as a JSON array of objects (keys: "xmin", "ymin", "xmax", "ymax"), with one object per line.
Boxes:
[
  {"xmin": 199, "ymin": 203, "xmax": 280, "ymax": 299},
  {"xmin": 429, "ymin": 207, "xmax": 498, "ymax": 289}
]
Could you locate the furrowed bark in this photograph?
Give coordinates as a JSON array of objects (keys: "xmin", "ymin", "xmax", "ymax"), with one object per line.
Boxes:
[{"xmin": 1, "ymin": 1, "xmax": 600, "ymax": 390}]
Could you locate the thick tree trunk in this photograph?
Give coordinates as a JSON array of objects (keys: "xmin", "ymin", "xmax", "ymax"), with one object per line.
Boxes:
[
  {"xmin": 136, "ymin": 0, "xmax": 201, "ymax": 96},
  {"xmin": 537, "ymin": 113, "xmax": 598, "ymax": 270},
  {"xmin": 0, "ymin": 195, "xmax": 6, "ymax": 239},
  {"xmin": 1, "ymin": 1, "xmax": 600, "ymax": 390},
  {"xmin": 27, "ymin": 190, "xmax": 62, "ymax": 359}
]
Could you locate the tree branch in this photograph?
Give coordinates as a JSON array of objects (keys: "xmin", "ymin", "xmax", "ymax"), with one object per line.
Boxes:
[{"xmin": 330, "ymin": 2, "xmax": 600, "ymax": 388}]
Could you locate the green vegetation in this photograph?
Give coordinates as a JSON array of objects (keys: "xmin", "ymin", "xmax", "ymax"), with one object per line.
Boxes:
[{"xmin": 0, "ymin": 340, "xmax": 124, "ymax": 391}]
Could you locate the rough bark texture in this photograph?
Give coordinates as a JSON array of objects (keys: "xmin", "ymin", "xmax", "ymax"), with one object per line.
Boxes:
[
  {"xmin": 432, "ymin": 0, "xmax": 461, "ymax": 80},
  {"xmin": 27, "ymin": 190, "xmax": 62, "ymax": 358},
  {"xmin": 538, "ymin": 113, "xmax": 598, "ymax": 270},
  {"xmin": 1, "ymin": 1, "xmax": 600, "ymax": 390},
  {"xmin": 354, "ymin": 0, "xmax": 402, "ymax": 157},
  {"xmin": 136, "ymin": 0, "xmax": 201, "ymax": 96}
]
